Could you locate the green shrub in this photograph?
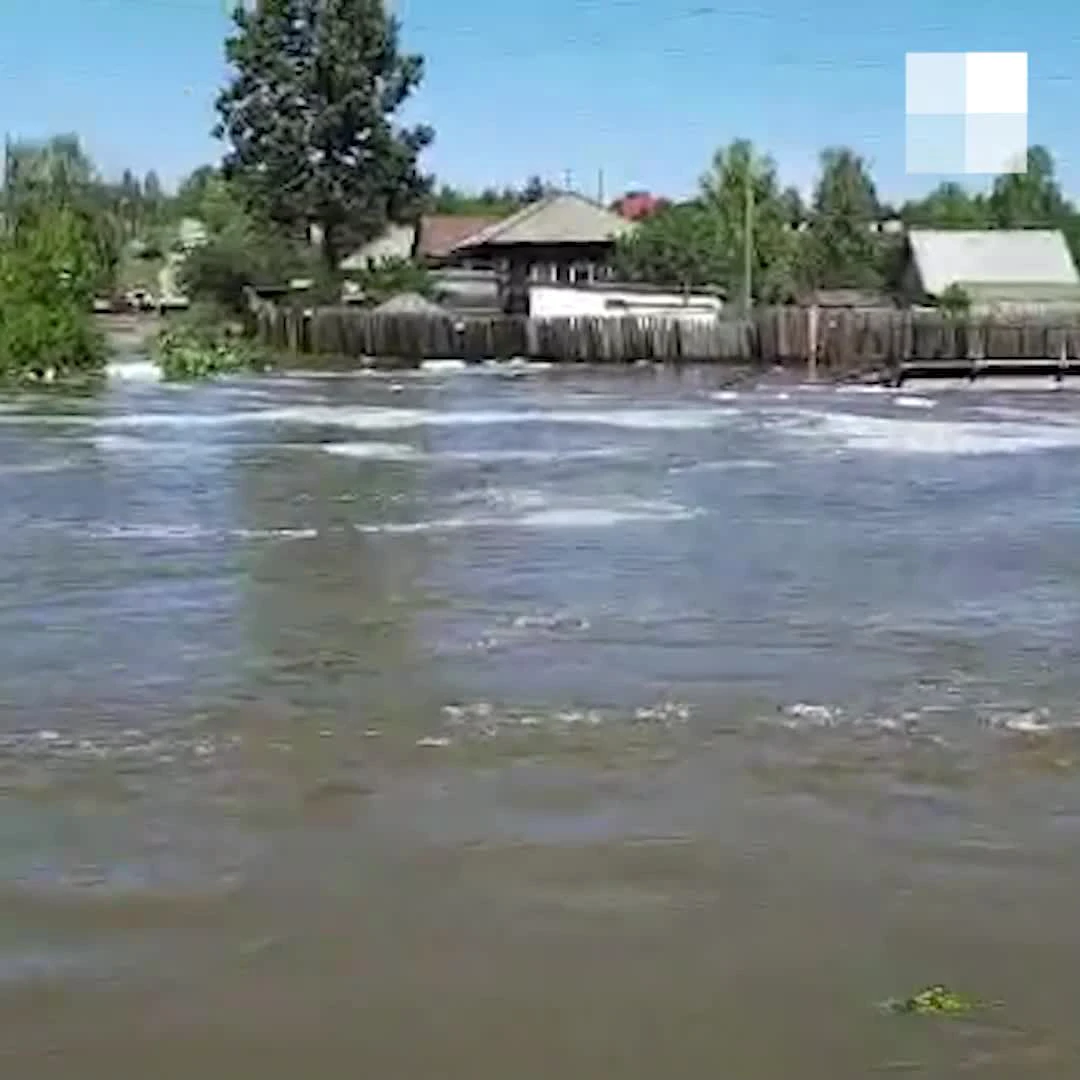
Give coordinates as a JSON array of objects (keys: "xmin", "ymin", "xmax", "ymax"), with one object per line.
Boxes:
[
  {"xmin": 152, "ymin": 320, "xmax": 271, "ymax": 381},
  {"xmin": 347, "ymin": 256, "xmax": 432, "ymax": 306},
  {"xmin": 938, "ymin": 283, "xmax": 972, "ymax": 317},
  {"xmin": 0, "ymin": 203, "xmax": 108, "ymax": 381},
  {"xmin": 178, "ymin": 220, "xmax": 311, "ymax": 315}
]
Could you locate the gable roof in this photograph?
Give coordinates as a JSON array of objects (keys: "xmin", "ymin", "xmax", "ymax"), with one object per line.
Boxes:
[
  {"xmin": 908, "ymin": 229, "xmax": 1080, "ymax": 296},
  {"xmin": 453, "ymin": 191, "xmax": 634, "ymax": 249},
  {"xmin": 417, "ymin": 214, "xmax": 503, "ymax": 258}
]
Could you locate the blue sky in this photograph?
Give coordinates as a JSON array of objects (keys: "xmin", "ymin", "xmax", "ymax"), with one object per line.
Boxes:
[{"xmin": 1, "ymin": 0, "xmax": 1076, "ymax": 203}]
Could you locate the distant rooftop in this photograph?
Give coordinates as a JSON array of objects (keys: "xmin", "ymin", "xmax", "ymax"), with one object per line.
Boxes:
[
  {"xmin": 908, "ymin": 229, "xmax": 1080, "ymax": 296},
  {"xmin": 453, "ymin": 191, "xmax": 634, "ymax": 249}
]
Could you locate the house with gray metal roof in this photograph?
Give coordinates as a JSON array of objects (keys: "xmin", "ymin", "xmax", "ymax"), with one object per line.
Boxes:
[
  {"xmin": 903, "ymin": 229, "xmax": 1080, "ymax": 313},
  {"xmin": 450, "ymin": 192, "xmax": 635, "ymax": 313}
]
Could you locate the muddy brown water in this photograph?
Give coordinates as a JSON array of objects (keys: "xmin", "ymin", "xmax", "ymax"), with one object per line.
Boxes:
[{"xmin": 3, "ymin": 359, "xmax": 1080, "ymax": 1076}]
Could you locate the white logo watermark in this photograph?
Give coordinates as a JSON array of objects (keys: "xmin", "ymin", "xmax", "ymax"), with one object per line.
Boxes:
[{"xmin": 905, "ymin": 52, "xmax": 1028, "ymax": 175}]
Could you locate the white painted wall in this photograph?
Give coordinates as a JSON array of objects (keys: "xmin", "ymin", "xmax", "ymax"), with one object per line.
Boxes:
[{"xmin": 528, "ymin": 284, "xmax": 723, "ymax": 319}]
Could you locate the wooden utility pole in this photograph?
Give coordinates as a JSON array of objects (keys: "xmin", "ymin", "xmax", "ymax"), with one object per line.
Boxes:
[{"xmin": 743, "ymin": 173, "xmax": 754, "ymax": 315}]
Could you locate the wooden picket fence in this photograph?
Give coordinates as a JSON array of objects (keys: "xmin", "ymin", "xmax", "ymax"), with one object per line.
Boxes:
[{"xmin": 251, "ymin": 301, "xmax": 1080, "ymax": 375}]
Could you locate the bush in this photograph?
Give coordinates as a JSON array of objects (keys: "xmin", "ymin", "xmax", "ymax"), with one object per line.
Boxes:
[
  {"xmin": 152, "ymin": 318, "xmax": 271, "ymax": 381},
  {"xmin": 347, "ymin": 256, "xmax": 432, "ymax": 306},
  {"xmin": 0, "ymin": 203, "xmax": 108, "ymax": 381},
  {"xmin": 0, "ymin": 297, "xmax": 106, "ymax": 382},
  {"xmin": 938, "ymin": 283, "xmax": 972, "ymax": 317},
  {"xmin": 178, "ymin": 219, "xmax": 311, "ymax": 315}
]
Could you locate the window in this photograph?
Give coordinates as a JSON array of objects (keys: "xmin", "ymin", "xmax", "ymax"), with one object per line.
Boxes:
[
  {"xmin": 571, "ymin": 264, "xmax": 591, "ymax": 284},
  {"xmin": 556, "ymin": 263, "xmax": 571, "ymax": 283}
]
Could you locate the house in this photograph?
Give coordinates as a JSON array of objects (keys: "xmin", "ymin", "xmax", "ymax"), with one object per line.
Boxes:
[
  {"xmin": 527, "ymin": 281, "xmax": 723, "ymax": 319},
  {"xmin": 414, "ymin": 214, "xmax": 502, "ymax": 267},
  {"xmin": 903, "ymin": 229, "xmax": 1080, "ymax": 314},
  {"xmin": 339, "ymin": 194, "xmax": 635, "ymax": 313},
  {"xmin": 447, "ymin": 191, "xmax": 636, "ymax": 313}
]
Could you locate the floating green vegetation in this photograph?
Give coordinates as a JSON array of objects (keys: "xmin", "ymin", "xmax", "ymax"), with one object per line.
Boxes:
[
  {"xmin": 153, "ymin": 321, "xmax": 272, "ymax": 381},
  {"xmin": 881, "ymin": 984, "xmax": 997, "ymax": 1017}
]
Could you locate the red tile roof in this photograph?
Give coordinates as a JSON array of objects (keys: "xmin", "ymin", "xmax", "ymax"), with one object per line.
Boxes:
[
  {"xmin": 612, "ymin": 192, "xmax": 668, "ymax": 221},
  {"xmin": 417, "ymin": 214, "xmax": 504, "ymax": 258}
]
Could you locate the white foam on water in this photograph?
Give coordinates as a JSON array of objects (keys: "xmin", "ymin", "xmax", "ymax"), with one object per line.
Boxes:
[
  {"xmin": 791, "ymin": 409, "xmax": 1080, "ymax": 456},
  {"xmin": 355, "ymin": 494, "xmax": 697, "ymax": 534},
  {"xmin": 670, "ymin": 458, "xmax": 775, "ymax": 474},
  {"xmin": 513, "ymin": 505, "xmax": 697, "ymax": 527},
  {"xmin": 94, "ymin": 433, "xmax": 147, "ymax": 453},
  {"xmin": 0, "ymin": 459, "xmax": 75, "ymax": 476},
  {"xmin": 445, "ymin": 447, "xmax": 627, "ymax": 464},
  {"xmin": 86, "ymin": 402, "xmax": 737, "ymax": 434},
  {"xmin": 892, "ymin": 395, "xmax": 935, "ymax": 410},
  {"xmin": 420, "ymin": 359, "xmax": 468, "ymax": 373},
  {"xmin": 89, "ymin": 524, "xmax": 318, "ymax": 541},
  {"xmin": 354, "ymin": 518, "xmax": 472, "ymax": 535},
  {"xmin": 836, "ymin": 384, "xmax": 892, "ymax": 395},
  {"xmin": 106, "ymin": 359, "xmax": 161, "ymax": 382},
  {"xmin": 319, "ymin": 442, "xmax": 627, "ymax": 465},
  {"xmin": 320, "ymin": 441, "xmax": 422, "ymax": 462}
]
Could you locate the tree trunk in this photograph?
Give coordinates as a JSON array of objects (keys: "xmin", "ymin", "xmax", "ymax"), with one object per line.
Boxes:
[{"xmin": 320, "ymin": 222, "xmax": 340, "ymax": 276}]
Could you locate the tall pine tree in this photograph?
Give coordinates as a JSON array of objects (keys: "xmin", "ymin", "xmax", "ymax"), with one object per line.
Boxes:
[{"xmin": 215, "ymin": 0, "xmax": 433, "ymax": 271}]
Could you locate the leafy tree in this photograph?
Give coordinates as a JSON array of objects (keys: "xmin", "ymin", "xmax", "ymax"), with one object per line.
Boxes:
[
  {"xmin": 900, "ymin": 182, "xmax": 989, "ymax": 229},
  {"xmin": 430, "ymin": 183, "xmax": 523, "ymax": 217},
  {"xmin": 179, "ymin": 212, "xmax": 308, "ymax": 314},
  {"xmin": 522, "ymin": 175, "xmax": 547, "ymax": 202},
  {"xmin": 987, "ymin": 145, "xmax": 1069, "ymax": 227},
  {"xmin": 780, "ymin": 186, "xmax": 805, "ymax": 228},
  {"xmin": 174, "ymin": 165, "xmax": 220, "ymax": 220},
  {"xmin": 0, "ymin": 201, "xmax": 107, "ymax": 378},
  {"xmin": 3, "ymin": 135, "xmax": 120, "ymax": 295},
  {"xmin": 803, "ymin": 147, "xmax": 883, "ymax": 290},
  {"xmin": 700, "ymin": 139, "xmax": 799, "ymax": 304},
  {"xmin": 215, "ymin": 0, "xmax": 433, "ymax": 272},
  {"xmin": 613, "ymin": 201, "xmax": 726, "ymax": 290}
]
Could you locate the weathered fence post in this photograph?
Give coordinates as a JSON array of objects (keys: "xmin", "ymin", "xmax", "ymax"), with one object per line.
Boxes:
[{"xmin": 807, "ymin": 305, "xmax": 819, "ymax": 381}]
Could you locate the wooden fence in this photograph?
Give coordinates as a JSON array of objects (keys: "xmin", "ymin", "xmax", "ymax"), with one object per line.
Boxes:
[{"xmin": 251, "ymin": 302, "xmax": 1080, "ymax": 374}]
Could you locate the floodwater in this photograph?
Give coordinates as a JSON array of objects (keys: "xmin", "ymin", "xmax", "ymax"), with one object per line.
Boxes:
[{"xmin": 4, "ymin": 357, "xmax": 1080, "ymax": 1076}]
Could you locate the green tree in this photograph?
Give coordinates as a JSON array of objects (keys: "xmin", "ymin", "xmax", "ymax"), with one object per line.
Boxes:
[
  {"xmin": 0, "ymin": 201, "xmax": 107, "ymax": 379},
  {"xmin": 215, "ymin": 0, "xmax": 433, "ymax": 273},
  {"xmin": 700, "ymin": 139, "xmax": 798, "ymax": 304},
  {"xmin": 803, "ymin": 147, "xmax": 883, "ymax": 290},
  {"xmin": 522, "ymin": 175, "xmax": 547, "ymax": 202},
  {"xmin": 987, "ymin": 145, "xmax": 1069, "ymax": 227},
  {"xmin": 3, "ymin": 135, "xmax": 120, "ymax": 295},
  {"xmin": 429, "ymin": 183, "xmax": 522, "ymax": 217},
  {"xmin": 613, "ymin": 200, "xmax": 726, "ymax": 290},
  {"xmin": 174, "ymin": 165, "xmax": 219, "ymax": 220},
  {"xmin": 900, "ymin": 182, "xmax": 989, "ymax": 229}
]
